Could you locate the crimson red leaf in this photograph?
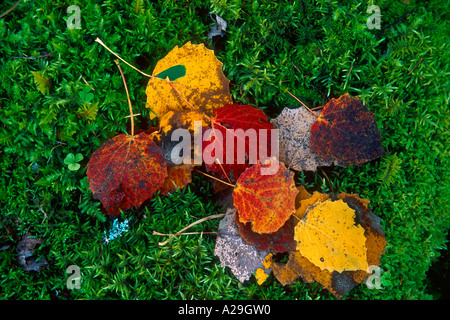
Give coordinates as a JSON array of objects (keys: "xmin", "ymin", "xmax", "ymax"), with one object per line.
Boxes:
[{"xmin": 203, "ymin": 104, "xmax": 274, "ymax": 181}]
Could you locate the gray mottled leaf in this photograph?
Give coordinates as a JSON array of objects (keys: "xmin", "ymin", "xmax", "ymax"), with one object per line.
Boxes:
[
  {"xmin": 270, "ymin": 107, "xmax": 332, "ymax": 171},
  {"xmin": 214, "ymin": 208, "xmax": 271, "ymax": 283}
]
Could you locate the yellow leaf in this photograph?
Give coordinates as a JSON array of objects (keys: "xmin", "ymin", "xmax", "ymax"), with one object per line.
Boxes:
[
  {"xmin": 294, "ymin": 199, "xmax": 368, "ymax": 273},
  {"xmin": 159, "ymin": 110, "xmax": 208, "ymax": 134},
  {"xmin": 255, "ymin": 268, "xmax": 270, "ymax": 285},
  {"xmin": 295, "ymin": 191, "xmax": 329, "ymax": 219},
  {"xmin": 254, "ymin": 254, "xmax": 272, "ymax": 285},
  {"xmin": 145, "ymin": 42, "xmax": 232, "ymax": 120}
]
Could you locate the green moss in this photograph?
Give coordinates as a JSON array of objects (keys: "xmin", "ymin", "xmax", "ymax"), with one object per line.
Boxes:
[{"xmin": 0, "ymin": 0, "xmax": 448, "ymax": 300}]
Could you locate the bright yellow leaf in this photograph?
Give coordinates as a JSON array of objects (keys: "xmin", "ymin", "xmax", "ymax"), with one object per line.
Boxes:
[
  {"xmin": 145, "ymin": 42, "xmax": 232, "ymax": 120},
  {"xmin": 294, "ymin": 199, "xmax": 368, "ymax": 273}
]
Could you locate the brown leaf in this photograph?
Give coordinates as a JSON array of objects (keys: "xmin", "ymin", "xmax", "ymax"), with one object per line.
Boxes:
[
  {"xmin": 310, "ymin": 93, "xmax": 386, "ymax": 167},
  {"xmin": 16, "ymin": 233, "xmax": 48, "ymax": 272},
  {"xmin": 159, "ymin": 165, "xmax": 193, "ymax": 195},
  {"xmin": 268, "ymin": 251, "xmax": 360, "ymax": 299},
  {"xmin": 237, "ymin": 215, "xmax": 296, "ymax": 254}
]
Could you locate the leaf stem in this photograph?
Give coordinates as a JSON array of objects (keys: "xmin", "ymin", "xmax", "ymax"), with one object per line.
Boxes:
[
  {"xmin": 95, "ymin": 38, "xmax": 153, "ymax": 78},
  {"xmin": 153, "ymin": 213, "xmax": 225, "ymax": 246},
  {"xmin": 0, "ymin": 0, "xmax": 21, "ymax": 19},
  {"xmin": 116, "ymin": 62, "xmax": 135, "ymax": 137},
  {"xmin": 194, "ymin": 168, "xmax": 236, "ymax": 188},
  {"xmin": 167, "ymin": 79, "xmax": 196, "ymax": 110},
  {"xmin": 285, "ymin": 90, "xmax": 319, "ymax": 118}
]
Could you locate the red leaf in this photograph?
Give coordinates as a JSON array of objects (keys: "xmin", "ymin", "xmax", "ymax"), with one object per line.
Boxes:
[
  {"xmin": 87, "ymin": 132, "xmax": 168, "ymax": 216},
  {"xmin": 203, "ymin": 104, "xmax": 274, "ymax": 181},
  {"xmin": 214, "ymin": 104, "xmax": 273, "ymax": 130}
]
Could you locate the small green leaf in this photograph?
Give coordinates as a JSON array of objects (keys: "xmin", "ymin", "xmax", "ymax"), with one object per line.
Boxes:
[
  {"xmin": 64, "ymin": 153, "xmax": 75, "ymax": 165},
  {"xmin": 80, "ymin": 89, "xmax": 94, "ymax": 103},
  {"xmin": 68, "ymin": 163, "xmax": 81, "ymax": 171},
  {"xmin": 75, "ymin": 153, "xmax": 84, "ymax": 162},
  {"xmin": 64, "ymin": 153, "xmax": 83, "ymax": 171},
  {"xmin": 155, "ymin": 65, "xmax": 186, "ymax": 81}
]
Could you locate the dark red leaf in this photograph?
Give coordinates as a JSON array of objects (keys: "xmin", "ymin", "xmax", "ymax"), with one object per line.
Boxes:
[
  {"xmin": 87, "ymin": 132, "xmax": 168, "ymax": 216},
  {"xmin": 310, "ymin": 93, "xmax": 386, "ymax": 167}
]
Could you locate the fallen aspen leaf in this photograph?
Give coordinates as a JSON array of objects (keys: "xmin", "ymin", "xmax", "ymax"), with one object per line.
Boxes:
[
  {"xmin": 203, "ymin": 104, "xmax": 274, "ymax": 181},
  {"xmin": 214, "ymin": 208, "xmax": 271, "ymax": 283},
  {"xmin": 295, "ymin": 185, "xmax": 313, "ymax": 207},
  {"xmin": 237, "ymin": 216, "xmax": 296, "ymax": 253},
  {"xmin": 295, "ymin": 191, "xmax": 330, "ymax": 219},
  {"xmin": 87, "ymin": 132, "xmax": 167, "ymax": 216},
  {"xmin": 233, "ymin": 161, "xmax": 298, "ymax": 234},
  {"xmin": 271, "ymin": 107, "xmax": 331, "ymax": 171},
  {"xmin": 268, "ymin": 193, "xmax": 386, "ymax": 299},
  {"xmin": 158, "ymin": 165, "xmax": 193, "ymax": 195},
  {"xmin": 145, "ymin": 42, "xmax": 232, "ymax": 120},
  {"xmin": 310, "ymin": 93, "xmax": 386, "ymax": 167},
  {"xmin": 16, "ymin": 233, "xmax": 48, "ymax": 272},
  {"xmin": 295, "ymin": 199, "xmax": 368, "ymax": 273},
  {"xmin": 159, "ymin": 110, "xmax": 208, "ymax": 165}
]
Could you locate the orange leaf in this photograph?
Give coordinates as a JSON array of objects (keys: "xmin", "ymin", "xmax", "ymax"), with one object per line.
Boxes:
[
  {"xmin": 294, "ymin": 185, "xmax": 312, "ymax": 209},
  {"xmin": 87, "ymin": 132, "xmax": 168, "ymax": 216},
  {"xmin": 232, "ymin": 160, "xmax": 298, "ymax": 234}
]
